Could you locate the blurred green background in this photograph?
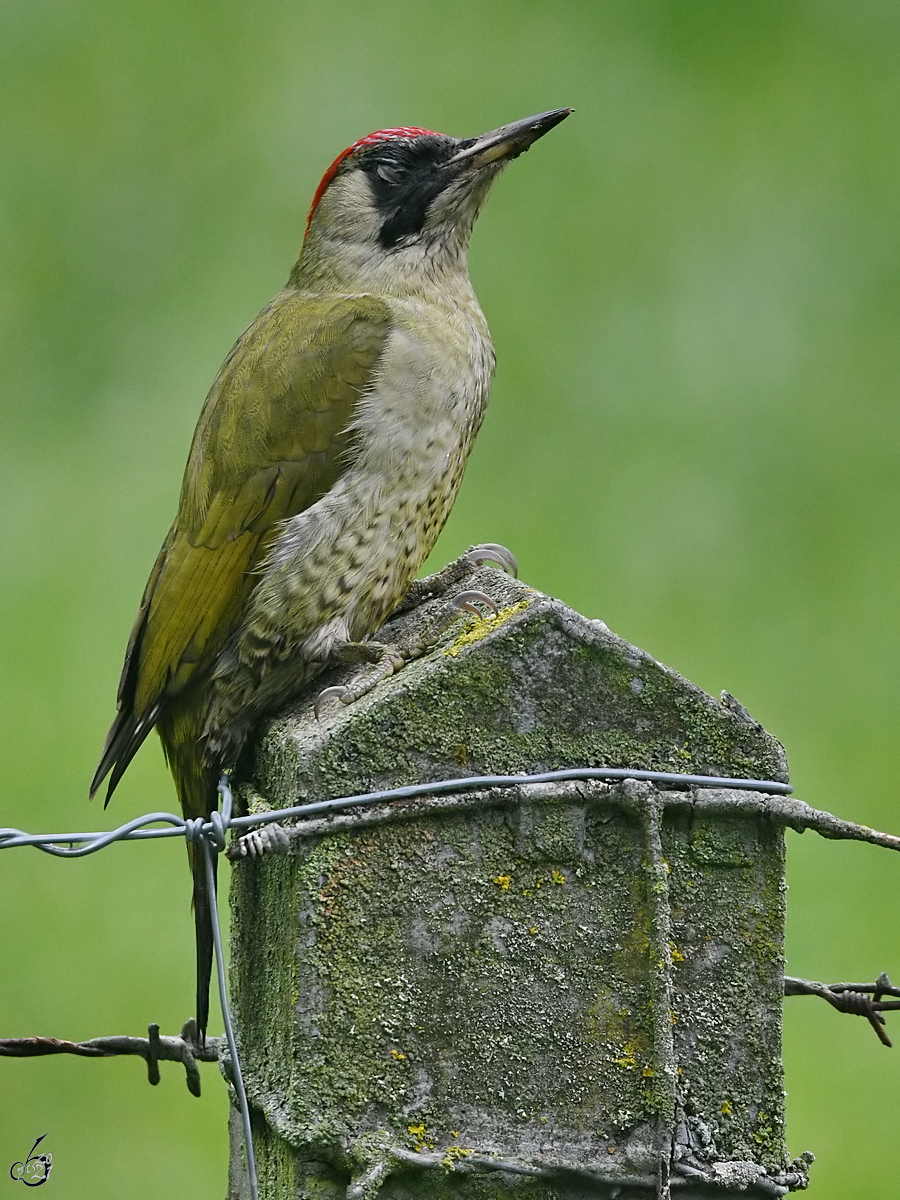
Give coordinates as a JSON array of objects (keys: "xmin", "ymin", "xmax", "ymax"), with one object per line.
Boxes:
[{"xmin": 2, "ymin": 0, "xmax": 900, "ymax": 1194}]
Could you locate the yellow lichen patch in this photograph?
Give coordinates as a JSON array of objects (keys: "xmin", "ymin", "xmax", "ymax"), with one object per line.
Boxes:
[
  {"xmin": 551, "ymin": 869, "xmax": 566, "ymax": 885},
  {"xmin": 721, "ymin": 1100, "xmax": 733, "ymax": 1117},
  {"xmin": 407, "ymin": 1123, "xmax": 427, "ymax": 1152},
  {"xmin": 441, "ymin": 1145, "xmax": 473, "ymax": 1170},
  {"xmin": 529, "ymin": 925, "xmax": 539, "ymax": 934},
  {"xmin": 492, "ymin": 874, "xmax": 511, "ymax": 890},
  {"xmin": 642, "ymin": 1065, "xmax": 655, "ymax": 1078},
  {"xmin": 390, "ymin": 1048, "xmax": 406, "ymax": 1060},
  {"xmin": 443, "ymin": 599, "xmax": 531, "ymax": 657},
  {"xmin": 613, "ymin": 1037, "xmax": 642, "ymax": 1071},
  {"xmin": 668, "ymin": 942, "xmax": 685, "ymax": 963}
]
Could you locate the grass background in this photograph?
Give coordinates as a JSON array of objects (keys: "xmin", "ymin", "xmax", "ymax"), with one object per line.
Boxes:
[{"xmin": 2, "ymin": 0, "xmax": 900, "ymax": 1194}]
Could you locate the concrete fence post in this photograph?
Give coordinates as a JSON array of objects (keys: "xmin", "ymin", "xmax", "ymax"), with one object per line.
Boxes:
[{"xmin": 226, "ymin": 570, "xmax": 802, "ymax": 1199}]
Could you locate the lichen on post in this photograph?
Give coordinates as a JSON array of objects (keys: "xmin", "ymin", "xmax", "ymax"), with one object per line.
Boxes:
[{"xmin": 227, "ymin": 571, "xmax": 801, "ymax": 1199}]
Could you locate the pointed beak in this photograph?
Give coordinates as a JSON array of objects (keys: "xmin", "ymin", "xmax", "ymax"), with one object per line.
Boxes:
[{"xmin": 448, "ymin": 108, "xmax": 573, "ymax": 169}]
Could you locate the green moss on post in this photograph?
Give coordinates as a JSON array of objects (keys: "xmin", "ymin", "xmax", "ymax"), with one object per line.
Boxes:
[{"xmin": 227, "ymin": 574, "xmax": 795, "ymax": 1199}]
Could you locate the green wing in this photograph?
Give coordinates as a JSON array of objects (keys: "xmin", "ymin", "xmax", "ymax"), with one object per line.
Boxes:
[{"xmin": 91, "ymin": 290, "xmax": 392, "ymax": 798}]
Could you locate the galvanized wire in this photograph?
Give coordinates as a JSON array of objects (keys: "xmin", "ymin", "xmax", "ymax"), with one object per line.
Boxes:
[{"xmin": 0, "ymin": 767, "xmax": 793, "ymax": 857}]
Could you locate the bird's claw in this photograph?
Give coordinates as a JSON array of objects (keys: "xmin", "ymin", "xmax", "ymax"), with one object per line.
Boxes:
[
  {"xmin": 466, "ymin": 542, "xmax": 518, "ymax": 578},
  {"xmin": 452, "ymin": 590, "xmax": 499, "ymax": 618},
  {"xmin": 314, "ymin": 685, "xmax": 351, "ymax": 719}
]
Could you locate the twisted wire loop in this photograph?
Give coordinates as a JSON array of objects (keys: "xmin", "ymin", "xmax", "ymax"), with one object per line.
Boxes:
[
  {"xmin": 3, "ymin": 765, "xmax": 900, "ymax": 1200},
  {"xmin": 183, "ymin": 817, "xmax": 206, "ymax": 845}
]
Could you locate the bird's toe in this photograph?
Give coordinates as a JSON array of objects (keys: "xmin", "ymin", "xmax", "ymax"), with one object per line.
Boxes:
[
  {"xmin": 451, "ymin": 589, "xmax": 500, "ymax": 618},
  {"xmin": 314, "ymin": 685, "xmax": 352, "ymax": 719},
  {"xmin": 465, "ymin": 542, "xmax": 518, "ymax": 577}
]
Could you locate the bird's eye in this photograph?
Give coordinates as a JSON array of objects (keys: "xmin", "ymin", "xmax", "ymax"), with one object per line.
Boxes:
[{"xmin": 376, "ymin": 163, "xmax": 404, "ymax": 185}]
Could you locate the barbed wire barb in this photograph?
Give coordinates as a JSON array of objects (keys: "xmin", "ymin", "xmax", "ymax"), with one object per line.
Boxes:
[{"xmin": 784, "ymin": 973, "xmax": 900, "ymax": 1047}]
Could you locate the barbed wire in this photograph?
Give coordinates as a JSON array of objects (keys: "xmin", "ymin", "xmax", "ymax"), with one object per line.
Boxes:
[
  {"xmin": 3, "ymin": 763, "xmax": 900, "ymax": 1200},
  {"xmin": 0, "ymin": 1023, "xmax": 222, "ymax": 1093},
  {"xmin": 784, "ymin": 973, "xmax": 900, "ymax": 1047}
]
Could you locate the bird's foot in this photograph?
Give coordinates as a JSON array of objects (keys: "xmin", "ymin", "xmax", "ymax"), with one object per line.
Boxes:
[
  {"xmin": 392, "ymin": 542, "xmax": 517, "ymax": 615},
  {"xmin": 315, "ymin": 590, "xmax": 499, "ymax": 718},
  {"xmin": 315, "ymin": 643, "xmax": 407, "ymax": 717}
]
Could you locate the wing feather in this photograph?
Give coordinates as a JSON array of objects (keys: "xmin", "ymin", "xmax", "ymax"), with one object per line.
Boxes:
[{"xmin": 91, "ymin": 291, "xmax": 392, "ymax": 797}]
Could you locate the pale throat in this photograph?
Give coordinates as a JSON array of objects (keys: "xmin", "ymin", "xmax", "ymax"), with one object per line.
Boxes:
[{"xmin": 292, "ymin": 174, "xmax": 481, "ymax": 300}]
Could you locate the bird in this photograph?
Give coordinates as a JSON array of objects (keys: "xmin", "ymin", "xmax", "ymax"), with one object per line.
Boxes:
[{"xmin": 90, "ymin": 108, "xmax": 572, "ymax": 1039}]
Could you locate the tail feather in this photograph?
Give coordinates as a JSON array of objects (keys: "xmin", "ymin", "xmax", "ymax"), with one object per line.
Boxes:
[
  {"xmin": 190, "ymin": 844, "xmax": 216, "ymax": 1042},
  {"xmin": 158, "ymin": 705, "xmax": 220, "ymax": 1042}
]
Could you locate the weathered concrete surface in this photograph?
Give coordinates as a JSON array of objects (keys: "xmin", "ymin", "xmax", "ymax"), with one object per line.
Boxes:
[{"xmin": 227, "ymin": 571, "xmax": 794, "ymax": 1199}]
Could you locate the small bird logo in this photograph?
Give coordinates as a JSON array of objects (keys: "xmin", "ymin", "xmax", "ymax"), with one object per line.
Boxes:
[{"xmin": 10, "ymin": 1134, "xmax": 52, "ymax": 1187}]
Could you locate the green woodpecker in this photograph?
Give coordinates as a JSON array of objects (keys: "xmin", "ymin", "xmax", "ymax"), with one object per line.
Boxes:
[{"xmin": 91, "ymin": 108, "xmax": 572, "ymax": 1037}]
